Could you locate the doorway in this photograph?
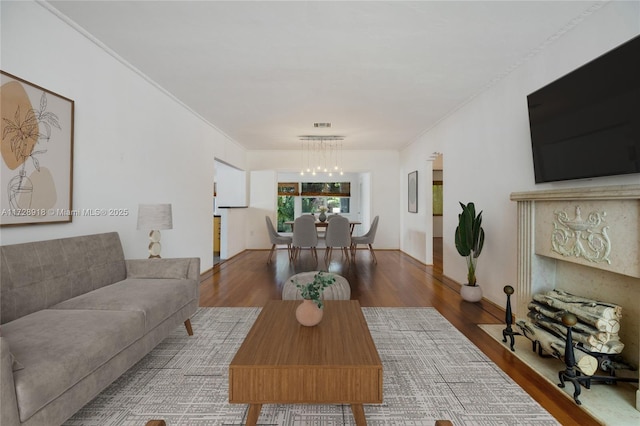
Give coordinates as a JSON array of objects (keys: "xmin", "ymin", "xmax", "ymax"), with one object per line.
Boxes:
[{"xmin": 432, "ymin": 154, "xmax": 443, "ymax": 270}]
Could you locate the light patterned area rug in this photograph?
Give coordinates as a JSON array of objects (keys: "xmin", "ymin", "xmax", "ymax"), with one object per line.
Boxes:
[{"xmin": 65, "ymin": 307, "xmax": 558, "ymax": 425}]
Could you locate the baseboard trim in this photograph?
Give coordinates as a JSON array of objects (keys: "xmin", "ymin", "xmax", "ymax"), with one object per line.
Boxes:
[
  {"xmin": 199, "ymin": 267, "xmax": 214, "ymax": 283},
  {"xmin": 442, "ymin": 273, "xmax": 505, "ymax": 322}
]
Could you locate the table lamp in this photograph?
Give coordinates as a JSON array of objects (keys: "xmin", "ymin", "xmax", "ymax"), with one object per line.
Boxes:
[{"xmin": 137, "ymin": 204, "xmax": 172, "ymax": 258}]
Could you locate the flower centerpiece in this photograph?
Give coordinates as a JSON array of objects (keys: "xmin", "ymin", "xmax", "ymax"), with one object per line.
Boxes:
[
  {"xmin": 293, "ymin": 271, "xmax": 336, "ymax": 326},
  {"xmin": 317, "ymin": 205, "xmax": 328, "ymax": 222}
]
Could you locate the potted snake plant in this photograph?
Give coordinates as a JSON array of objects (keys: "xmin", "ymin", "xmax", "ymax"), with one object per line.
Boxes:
[{"xmin": 454, "ymin": 202, "xmax": 485, "ymax": 302}]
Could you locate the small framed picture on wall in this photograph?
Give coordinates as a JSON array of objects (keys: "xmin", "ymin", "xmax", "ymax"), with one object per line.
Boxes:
[{"xmin": 408, "ymin": 170, "xmax": 418, "ymax": 213}]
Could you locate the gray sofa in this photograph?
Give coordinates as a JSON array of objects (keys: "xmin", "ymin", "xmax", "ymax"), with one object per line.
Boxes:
[{"xmin": 0, "ymin": 232, "xmax": 200, "ymax": 426}]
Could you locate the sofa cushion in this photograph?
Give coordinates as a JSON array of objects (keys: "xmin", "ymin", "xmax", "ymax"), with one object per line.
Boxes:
[
  {"xmin": 0, "ymin": 232, "xmax": 126, "ymax": 324},
  {"xmin": 126, "ymin": 259, "xmax": 189, "ymax": 279},
  {"xmin": 51, "ymin": 278, "xmax": 198, "ymax": 333},
  {"xmin": 1, "ymin": 309, "xmax": 144, "ymax": 422}
]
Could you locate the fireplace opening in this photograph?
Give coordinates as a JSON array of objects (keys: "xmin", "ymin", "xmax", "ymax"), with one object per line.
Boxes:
[{"xmin": 513, "ymin": 289, "xmax": 637, "ymax": 405}]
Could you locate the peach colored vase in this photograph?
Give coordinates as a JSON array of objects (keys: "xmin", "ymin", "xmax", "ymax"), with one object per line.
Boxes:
[{"xmin": 295, "ymin": 299, "xmax": 324, "ymax": 326}]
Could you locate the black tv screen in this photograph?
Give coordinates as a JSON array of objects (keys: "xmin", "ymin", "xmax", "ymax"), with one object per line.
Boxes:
[{"xmin": 527, "ymin": 35, "xmax": 640, "ymax": 183}]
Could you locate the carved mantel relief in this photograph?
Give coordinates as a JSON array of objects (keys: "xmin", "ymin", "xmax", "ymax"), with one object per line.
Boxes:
[
  {"xmin": 533, "ymin": 199, "xmax": 638, "ymax": 279},
  {"xmin": 552, "ymin": 206, "xmax": 611, "ymax": 264}
]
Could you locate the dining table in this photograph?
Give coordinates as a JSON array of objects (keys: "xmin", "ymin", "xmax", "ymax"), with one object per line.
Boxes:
[{"xmin": 285, "ymin": 219, "xmax": 361, "ymax": 235}]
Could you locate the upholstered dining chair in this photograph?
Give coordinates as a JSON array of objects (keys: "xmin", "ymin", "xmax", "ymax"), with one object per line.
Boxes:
[
  {"xmin": 320, "ymin": 213, "xmax": 340, "ymax": 238},
  {"xmin": 324, "ymin": 215, "xmax": 351, "ymax": 263},
  {"xmin": 351, "ymin": 215, "xmax": 379, "ymax": 264},
  {"xmin": 292, "ymin": 216, "xmax": 318, "ymax": 262},
  {"xmin": 265, "ymin": 216, "xmax": 292, "ymax": 264}
]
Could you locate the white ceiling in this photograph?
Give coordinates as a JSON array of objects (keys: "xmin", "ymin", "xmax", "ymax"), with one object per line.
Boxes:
[{"xmin": 46, "ymin": 0, "xmax": 605, "ymax": 151}]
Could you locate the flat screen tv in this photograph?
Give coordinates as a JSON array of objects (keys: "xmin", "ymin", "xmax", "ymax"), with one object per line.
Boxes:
[{"xmin": 527, "ymin": 35, "xmax": 640, "ymax": 183}]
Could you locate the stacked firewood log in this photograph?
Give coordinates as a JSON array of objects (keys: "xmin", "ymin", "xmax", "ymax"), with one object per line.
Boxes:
[{"xmin": 515, "ymin": 289, "xmax": 624, "ymax": 376}]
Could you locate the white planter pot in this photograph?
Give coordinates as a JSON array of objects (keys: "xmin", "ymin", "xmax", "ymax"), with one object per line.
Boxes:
[{"xmin": 460, "ymin": 284, "xmax": 482, "ymax": 302}]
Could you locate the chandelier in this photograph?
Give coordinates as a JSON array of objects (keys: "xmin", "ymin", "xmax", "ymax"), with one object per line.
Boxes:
[{"xmin": 299, "ymin": 135, "xmax": 344, "ymax": 177}]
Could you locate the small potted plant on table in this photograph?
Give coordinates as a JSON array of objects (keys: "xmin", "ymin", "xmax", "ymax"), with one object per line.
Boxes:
[{"xmin": 293, "ymin": 271, "xmax": 336, "ymax": 326}]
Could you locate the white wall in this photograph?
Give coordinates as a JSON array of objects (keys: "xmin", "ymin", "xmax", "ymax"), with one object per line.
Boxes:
[
  {"xmin": 219, "ymin": 207, "xmax": 247, "ymax": 260},
  {"xmin": 215, "ymin": 160, "xmax": 247, "ymax": 208},
  {"xmin": 0, "ymin": 1, "xmax": 246, "ymax": 271},
  {"xmin": 246, "ymin": 150, "xmax": 400, "ymax": 249},
  {"xmin": 247, "ymin": 170, "xmax": 277, "ymax": 250},
  {"xmin": 401, "ymin": 1, "xmax": 640, "ymax": 306}
]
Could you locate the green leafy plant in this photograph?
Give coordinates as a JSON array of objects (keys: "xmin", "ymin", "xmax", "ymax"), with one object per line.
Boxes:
[
  {"xmin": 454, "ymin": 202, "xmax": 485, "ymax": 286},
  {"xmin": 293, "ymin": 271, "xmax": 336, "ymax": 308},
  {"xmin": 277, "ymin": 195, "xmax": 294, "ymax": 232}
]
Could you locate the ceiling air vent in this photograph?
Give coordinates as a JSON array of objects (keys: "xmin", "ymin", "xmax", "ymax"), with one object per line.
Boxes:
[{"xmin": 314, "ymin": 122, "xmax": 331, "ymax": 128}]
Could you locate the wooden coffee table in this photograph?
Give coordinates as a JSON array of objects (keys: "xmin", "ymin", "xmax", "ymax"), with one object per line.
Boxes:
[{"xmin": 229, "ymin": 300, "xmax": 382, "ymax": 425}]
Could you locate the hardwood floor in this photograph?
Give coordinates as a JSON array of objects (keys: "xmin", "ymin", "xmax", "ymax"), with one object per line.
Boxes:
[{"xmin": 199, "ymin": 240, "xmax": 599, "ymax": 425}]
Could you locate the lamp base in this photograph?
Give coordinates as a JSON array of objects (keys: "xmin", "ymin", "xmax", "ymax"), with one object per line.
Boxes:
[{"xmin": 148, "ymin": 230, "xmax": 162, "ymax": 258}]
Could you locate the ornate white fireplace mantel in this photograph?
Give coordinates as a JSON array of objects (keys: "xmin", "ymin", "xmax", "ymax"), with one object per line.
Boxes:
[{"xmin": 510, "ymin": 184, "xmax": 640, "ymax": 411}]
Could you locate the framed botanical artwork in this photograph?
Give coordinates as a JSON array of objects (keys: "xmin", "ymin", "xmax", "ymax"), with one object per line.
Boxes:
[
  {"xmin": 1, "ymin": 71, "xmax": 74, "ymax": 226},
  {"xmin": 408, "ymin": 170, "xmax": 418, "ymax": 213}
]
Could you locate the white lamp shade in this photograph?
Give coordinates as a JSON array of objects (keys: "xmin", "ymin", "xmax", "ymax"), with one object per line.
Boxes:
[{"xmin": 137, "ymin": 204, "xmax": 173, "ymax": 230}]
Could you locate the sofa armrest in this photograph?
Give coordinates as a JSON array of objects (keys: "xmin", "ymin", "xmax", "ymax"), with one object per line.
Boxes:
[
  {"xmin": 1, "ymin": 337, "xmax": 21, "ymax": 426},
  {"xmin": 125, "ymin": 258, "xmax": 200, "ymax": 281}
]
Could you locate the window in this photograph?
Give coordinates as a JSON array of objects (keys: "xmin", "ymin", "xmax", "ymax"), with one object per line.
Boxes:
[
  {"xmin": 277, "ymin": 182, "xmax": 299, "ymax": 196},
  {"xmin": 301, "ymin": 182, "xmax": 350, "ymax": 196},
  {"xmin": 277, "ymin": 181, "xmax": 351, "ymax": 223},
  {"xmin": 302, "ymin": 197, "xmax": 350, "ymax": 214},
  {"xmin": 277, "ymin": 196, "xmax": 294, "ymax": 232},
  {"xmin": 327, "ymin": 197, "xmax": 349, "ymax": 213}
]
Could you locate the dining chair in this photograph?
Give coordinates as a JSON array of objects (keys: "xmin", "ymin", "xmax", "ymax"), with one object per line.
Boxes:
[
  {"xmin": 265, "ymin": 216, "xmax": 292, "ymax": 264},
  {"xmin": 350, "ymin": 215, "xmax": 379, "ymax": 264},
  {"xmin": 291, "ymin": 216, "xmax": 318, "ymax": 262},
  {"xmin": 321, "ymin": 214, "xmax": 339, "ymax": 238},
  {"xmin": 324, "ymin": 215, "xmax": 351, "ymax": 263}
]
